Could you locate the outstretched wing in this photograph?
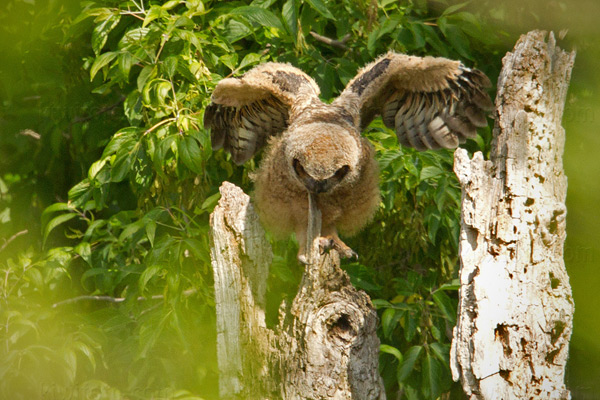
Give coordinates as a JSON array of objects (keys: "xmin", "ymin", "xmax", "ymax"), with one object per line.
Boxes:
[
  {"xmin": 204, "ymin": 63, "xmax": 321, "ymax": 164},
  {"xmin": 335, "ymin": 52, "xmax": 493, "ymax": 150}
]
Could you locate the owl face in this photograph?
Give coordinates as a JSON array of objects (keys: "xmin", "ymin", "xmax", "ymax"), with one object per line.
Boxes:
[{"xmin": 283, "ymin": 122, "xmax": 361, "ymax": 194}]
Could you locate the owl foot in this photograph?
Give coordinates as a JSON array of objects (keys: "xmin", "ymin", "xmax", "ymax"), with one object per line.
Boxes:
[
  {"xmin": 319, "ymin": 236, "xmax": 358, "ymax": 260},
  {"xmin": 297, "ymin": 236, "xmax": 358, "ymax": 264}
]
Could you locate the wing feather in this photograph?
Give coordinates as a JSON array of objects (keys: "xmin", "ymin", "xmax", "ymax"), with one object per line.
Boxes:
[
  {"xmin": 336, "ymin": 52, "xmax": 493, "ymax": 150},
  {"xmin": 204, "ymin": 63, "xmax": 320, "ymax": 164}
]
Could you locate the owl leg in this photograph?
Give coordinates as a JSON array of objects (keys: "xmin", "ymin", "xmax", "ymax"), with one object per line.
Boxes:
[
  {"xmin": 320, "ymin": 226, "xmax": 358, "ymax": 260},
  {"xmin": 295, "ymin": 225, "xmax": 311, "ymax": 264}
]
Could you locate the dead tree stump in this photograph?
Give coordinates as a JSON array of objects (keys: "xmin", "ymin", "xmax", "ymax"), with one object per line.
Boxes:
[
  {"xmin": 210, "ymin": 182, "xmax": 385, "ymax": 399},
  {"xmin": 450, "ymin": 31, "xmax": 575, "ymax": 399}
]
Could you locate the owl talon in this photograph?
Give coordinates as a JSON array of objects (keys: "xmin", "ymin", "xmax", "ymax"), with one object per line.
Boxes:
[{"xmin": 337, "ymin": 246, "xmax": 358, "ymax": 260}]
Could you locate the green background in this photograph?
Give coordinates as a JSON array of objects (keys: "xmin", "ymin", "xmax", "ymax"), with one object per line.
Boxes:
[{"xmin": 0, "ymin": 0, "xmax": 598, "ymax": 398}]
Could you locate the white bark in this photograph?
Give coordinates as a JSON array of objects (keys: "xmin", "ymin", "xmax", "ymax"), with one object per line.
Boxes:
[
  {"xmin": 210, "ymin": 182, "xmax": 273, "ymax": 399},
  {"xmin": 450, "ymin": 30, "xmax": 575, "ymax": 399},
  {"xmin": 210, "ymin": 182, "xmax": 384, "ymax": 399}
]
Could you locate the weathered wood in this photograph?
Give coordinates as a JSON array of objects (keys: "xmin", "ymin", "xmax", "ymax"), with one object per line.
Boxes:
[
  {"xmin": 278, "ymin": 250, "xmax": 384, "ymax": 400},
  {"xmin": 210, "ymin": 182, "xmax": 385, "ymax": 399},
  {"xmin": 209, "ymin": 182, "xmax": 273, "ymax": 399},
  {"xmin": 450, "ymin": 30, "xmax": 575, "ymax": 399}
]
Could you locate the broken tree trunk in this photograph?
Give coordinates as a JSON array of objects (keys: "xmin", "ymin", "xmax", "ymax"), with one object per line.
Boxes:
[
  {"xmin": 450, "ymin": 30, "xmax": 575, "ymax": 399},
  {"xmin": 210, "ymin": 182, "xmax": 385, "ymax": 399}
]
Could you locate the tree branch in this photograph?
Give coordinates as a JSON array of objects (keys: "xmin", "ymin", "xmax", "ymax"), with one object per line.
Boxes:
[
  {"xmin": 52, "ymin": 288, "xmax": 197, "ymax": 308},
  {"xmin": 309, "ymin": 32, "xmax": 351, "ymax": 50},
  {"xmin": 0, "ymin": 230, "xmax": 28, "ymax": 254}
]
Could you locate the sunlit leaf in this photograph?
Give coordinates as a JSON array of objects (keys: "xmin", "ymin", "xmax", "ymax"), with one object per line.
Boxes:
[
  {"xmin": 305, "ymin": 0, "xmax": 334, "ymax": 19},
  {"xmin": 380, "ymin": 344, "xmax": 403, "ymax": 363},
  {"xmin": 179, "ymin": 135, "xmax": 204, "ymax": 174},
  {"xmin": 230, "ymin": 6, "xmax": 285, "ymax": 31},
  {"xmin": 282, "ymin": 0, "xmax": 298, "ymax": 40},
  {"xmin": 143, "ymin": 5, "xmax": 169, "ymax": 28},
  {"xmin": 90, "ymin": 51, "xmax": 118, "ymax": 81},
  {"xmin": 92, "ymin": 13, "xmax": 121, "ymax": 55},
  {"xmin": 43, "ymin": 213, "xmax": 78, "ymax": 246}
]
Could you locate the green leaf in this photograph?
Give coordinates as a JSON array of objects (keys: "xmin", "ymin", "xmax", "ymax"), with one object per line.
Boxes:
[
  {"xmin": 111, "ymin": 149, "xmax": 135, "ymax": 182},
  {"xmin": 397, "ymin": 345, "xmax": 423, "ymax": 382},
  {"xmin": 179, "ymin": 135, "xmax": 204, "ymax": 174},
  {"xmin": 143, "ymin": 5, "xmax": 169, "ymax": 28},
  {"xmin": 432, "ymin": 290, "xmax": 456, "ymax": 325},
  {"xmin": 222, "ymin": 19, "xmax": 252, "ymax": 43},
  {"xmin": 305, "ymin": 0, "xmax": 334, "ymax": 19},
  {"xmin": 404, "ymin": 311, "xmax": 418, "ymax": 342},
  {"xmin": 63, "ymin": 348, "xmax": 77, "ymax": 382},
  {"xmin": 118, "ymin": 52, "xmax": 135, "ymax": 79},
  {"xmin": 74, "ymin": 242, "xmax": 92, "ymax": 266},
  {"xmin": 154, "ymin": 81, "xmax": 173, "ymax": 106},
  {"xmin": 162, "ymin": 0, "xmax": 180, "ymax": 10},
  {"xmin": 92, "ymin": 13, "xmax": 121, "ymax": 55},
  {"xmin": 422, "ymin": 352, "xmax": 443, "ymax": 399},
  {"xmin": 164, "ymin": 55, "xmax": 179, "ymax": 78},
  {"xmin": 441, "ymin": 1, "xmax": 469, "ymax": 16},
  {"xmin": 146, "ymin": 220, "xmax": 157, "ymax": 247},
  {"xmin": 219, "ymin": 53, "xmax": 239, "ymax": 71},
  {"xmin": 41, "ymin": 203, "xmax": 73, "ymax": 223},
  {"xmin": 81, "ymin": 268, "xmax": 107, "ymax": 290},
  {"xmin": 43, "ymin": 213, "xmax": 78, "ymax": 246},
  {"xmin": 438, "ymin": 279, "xmax": 460, "ymax": 291},
  {"xmin": 420, "ymin": 165, "xmax": 443, "ymax": 180},
  {"xmin": 137, "ymin": 65, "xmax": 156, "ymax": 92},
  {"xmin": 184, "ymin": 238, "xmax": 210, "ymax": 264},
  {"xmin": 230, "ymin": 6, "xmax": 285, "ymax": 31},
  {"xmin": 382, "ymin": 308, "xmax": 404, "ymax": 339},
  {"xmin": 102, "ymin": 127, "xmax": 140, "ymax": 158},
  {"xmin": 426, "ymin": 211, "xmax": 441, "ymax": 242},
  {"xmin": 124, "ymin": 91, "xmax": 143, "ymax": 125},
  {"xmin": 282, "ymin": 0, "xmax": 298, "ymax": 39},
  {"xmin": 68, "ymin": 179, "xmax": 92, "ymax": 205},
  {"xmin": 88, "ymin": 158, "xmax": 109, "ymax": 180},
  {"xmin": 200, "ymin": 192, "xmax": 221, "ymax": 212},
  {"xmin": 380, "ymin": 344, "xmax": 403, "ymax": 363},
  {"xmin": 118, "ymin": 220, "xmax": 145, "ymax": 242},
  {"xmin": 90, "ymin": 51, "xmax": 118, "ymax": 81},
  {"xmin": 139, "ymin": 265, "xmax": 163, "ymax": 293},
  {"xmin": 402, "ymin": 157, "xmax": 419, "ymax": 177},
  {"xmin": 238, "ymin": 53, "xmax": 263, "ymax": 70},
  {"xmin": 429, "ymin": 342, "xmax": 450, "ymax": 370},
  {"xmin": 25, "ymin": 267, "xmax": 44, "ymax": 290}
]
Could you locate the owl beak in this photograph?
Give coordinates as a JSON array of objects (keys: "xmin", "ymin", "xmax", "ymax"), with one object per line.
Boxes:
[
  {"xmin": 293, "ymin": 159, "xmax": 350, "ymax": 194},
  {"xmin": 309, "ymin": 179, "xmax": 330, "ymax": 194}
]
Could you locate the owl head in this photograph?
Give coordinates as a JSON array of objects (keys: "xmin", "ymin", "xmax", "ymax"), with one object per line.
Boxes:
[{"xmin": 281, "ymin": 122, "xmax": 361, "ymax": 194}]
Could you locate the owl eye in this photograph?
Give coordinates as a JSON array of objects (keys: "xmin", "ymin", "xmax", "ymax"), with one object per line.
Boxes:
[
  {"xmin": 292, "ymin": 158, "xmax": 307, "ymax": 179},
  {"xmin": 334, "ymin": 165, "xmax": 350, "ymax": 180}
]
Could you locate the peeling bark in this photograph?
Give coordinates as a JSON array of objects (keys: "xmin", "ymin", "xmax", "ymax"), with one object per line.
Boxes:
[
  {"xmin": 210, "ymin": 182, "xmax": 385, "ymax": 399},
  {"xmin": 450, "ymin": 31, "xmax": 575, "ymax": 399}
]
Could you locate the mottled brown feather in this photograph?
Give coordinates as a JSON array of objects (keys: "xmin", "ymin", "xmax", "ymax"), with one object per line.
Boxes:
[
  {"xmin": 204, "ymin": 63, "xmax": 320, "ymax": 164},
  {"xmin": 336, "ymin": 51, "xmax": 493, "ymax": 149}
]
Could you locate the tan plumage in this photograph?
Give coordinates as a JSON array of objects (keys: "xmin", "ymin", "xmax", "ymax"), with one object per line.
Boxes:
[{"xmin": 204, "ymin": 52, "xmax": 492, "ymax": 260}]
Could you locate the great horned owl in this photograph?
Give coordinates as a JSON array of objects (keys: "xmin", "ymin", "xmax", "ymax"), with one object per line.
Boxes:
[{"xmin": 204, "ymin": 52, "xmax": 492, "ymax": 261}]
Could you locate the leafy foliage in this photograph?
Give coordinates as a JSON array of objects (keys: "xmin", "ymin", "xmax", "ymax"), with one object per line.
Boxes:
[{"xmin": 1, "ymin": 0, "xmax": 505, "ymax": 398}]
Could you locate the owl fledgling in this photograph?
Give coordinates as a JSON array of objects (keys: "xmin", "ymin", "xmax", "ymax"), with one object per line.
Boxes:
[{"xmin": 204, "ymin": 52, "xmax": 492, "ymax": 261}]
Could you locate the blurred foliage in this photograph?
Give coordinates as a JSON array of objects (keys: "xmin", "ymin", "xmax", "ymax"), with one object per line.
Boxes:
[{"xmin": 6, "ymin": 0, "xmax": 597, "ymax": 399}]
